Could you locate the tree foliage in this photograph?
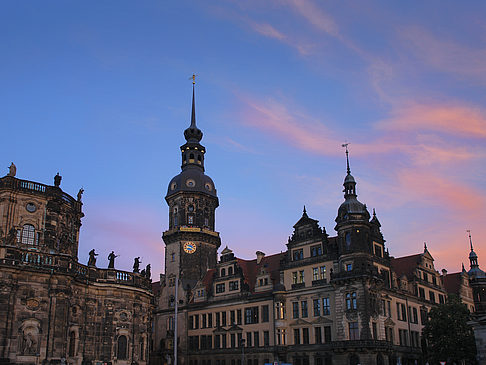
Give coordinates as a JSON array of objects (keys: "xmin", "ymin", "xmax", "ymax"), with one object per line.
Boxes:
[{"xmin": 422, "ymin": 295, "xmax": 477, "ymax": 364}]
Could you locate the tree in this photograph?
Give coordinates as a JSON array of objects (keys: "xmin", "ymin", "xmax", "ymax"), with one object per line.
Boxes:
[{"xmin": 422, "ymin": 295, "xmax": 477, "ymax": 364}]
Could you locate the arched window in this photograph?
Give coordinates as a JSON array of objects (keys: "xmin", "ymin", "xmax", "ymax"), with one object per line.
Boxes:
[
  {"xmin": 197, "ymin": 155, "xmax": 202, "ymax": 164},
  {"xmin": 221, "ymin": 268, "xmax": 226, "ymax": 277},
  {"xmin": 21, "ymin": 224, "xmax": 37, "ymax": 245},
  {"xmin": 68, "ymin": 331, "xmax": 76, "ymax": 357},
  {"xmin": 173, "ymin": 207, "xmax": 178, "ymax": 227},
  {"xmin": 117, "ymin": 335, "xmax": 128, "ymax": 360},
  {"xmin": 345, "ymin": 232, "xmax": 351, "ymax": 248},
  {"xmin": 189, "ymin": 153, "xmax": 195, "ymax": 162},
  {"xmin": 228, "ymin": 266, "xmax": 233, "ymax": 275}
]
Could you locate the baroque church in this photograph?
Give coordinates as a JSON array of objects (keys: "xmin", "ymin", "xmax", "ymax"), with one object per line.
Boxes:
[
  {"xmin": 152, "ymin": 83, "xmax": 486, "ymax": 365},
  {"xmin": 0, "ymin": 169, "xmax": 153, "ymax": 365}
]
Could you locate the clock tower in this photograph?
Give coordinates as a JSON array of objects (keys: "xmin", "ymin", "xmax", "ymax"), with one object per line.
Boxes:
[{"xmin": 162, "ymin": 81, "xmax": 221, "ymax": 292}]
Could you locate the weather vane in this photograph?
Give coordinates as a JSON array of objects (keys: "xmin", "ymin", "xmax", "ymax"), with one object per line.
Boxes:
[
  {"xmin": 342, "ymin": 142, "xmax": 350, "ymax": 174},
  {"xmin": 189, "ymin": 74, "xmax": 197, "ymax": 85}
]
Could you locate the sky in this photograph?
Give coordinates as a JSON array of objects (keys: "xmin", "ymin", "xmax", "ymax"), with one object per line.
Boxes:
[{"xmin": 1, "ymin": 1, "xmax": 485, "ymax": 280}]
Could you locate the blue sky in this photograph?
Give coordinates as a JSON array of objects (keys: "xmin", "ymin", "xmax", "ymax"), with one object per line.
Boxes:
[{"xmin": 2, "ymin": 1, "xmax": 486, "ymax": 279}]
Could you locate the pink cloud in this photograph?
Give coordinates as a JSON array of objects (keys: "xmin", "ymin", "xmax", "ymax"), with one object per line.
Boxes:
[
  {"xmin": 285, "ymin": 0, "xmax": 339, "ymax": 37},
  {"xmin": 378, "ymin": 102, "xmax": 486, "ymax": 138},
  {"xmin": 400, "ymin": 26, "xmax": 486, "ymax": 79}
]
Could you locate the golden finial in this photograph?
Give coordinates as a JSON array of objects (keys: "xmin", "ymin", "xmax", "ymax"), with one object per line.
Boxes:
[{"xmin": 189, "ymin": 74, "xmax": 197, "ymax": 85}]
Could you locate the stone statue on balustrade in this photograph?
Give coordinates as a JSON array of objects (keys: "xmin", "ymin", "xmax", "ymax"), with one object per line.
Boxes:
[
  {"xmin": 54, "ymin": 172, "xmax": 62, "ymax": 187},
  {"xmin": 145, "ymin": 264, "xmax": 151, "ymax": 279},
  {"xmin": 133, "ymin": 257, "xmax": 141, "ymax": 273},
  {"xmin": 108, "ymin": 251, "xmax": 118, "ymax": 269},
  {"xmin": 7, "ymin": 162, "xmax": 16, "ymax": 177},
  {"xmin": 77, "ymin": 188, "xmax": 84, "ymax": 202},
  {"xmin": 88, "ymin": 249, "xmax": 98, "ymax": 267}
]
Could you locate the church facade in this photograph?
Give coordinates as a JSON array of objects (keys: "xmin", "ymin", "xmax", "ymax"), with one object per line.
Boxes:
[
  {"xmin": 152, "ymin": 85, "xmax": 483, "ymax": 365},
  {"xmin": 0, "ymin": 170, "xmax": 153, "ymax": 365}
]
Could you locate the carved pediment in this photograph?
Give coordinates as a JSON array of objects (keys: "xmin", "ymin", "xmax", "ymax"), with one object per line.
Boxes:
[
  {"xmin": 311, "ymin": 316, "xmax": 333, "ymax": 324},
  {"xmin": 228, "ymin": 324, "xmax": 243, "ymax": 332},
  {"xmin": 384, "ymin": 318, "xmax": 395, "ymax": 327},
  {"xmin": 213, "ymin": 326, "xmax": 227, "ymax": 334},
  {"xmin": 290, "ymin": 318, "xmax": 311, "ymax": 327}
]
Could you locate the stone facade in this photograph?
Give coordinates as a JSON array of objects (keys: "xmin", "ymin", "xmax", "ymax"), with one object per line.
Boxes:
[
  {"xmin": 153, "ymin": 86, "xmax": 482, "ymax": 365},
  {"xmin": 0, "ymin": 174, "xmax": 153, "ymax": 365}
]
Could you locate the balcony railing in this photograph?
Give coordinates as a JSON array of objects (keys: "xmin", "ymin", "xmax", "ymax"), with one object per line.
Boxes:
[{"xmin": 0, "ymin": 246, "xmax": 152, "ymax": 291}]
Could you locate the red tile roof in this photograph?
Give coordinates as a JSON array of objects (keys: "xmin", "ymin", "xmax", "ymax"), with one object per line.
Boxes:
[
  {"xmin": 391, "ymin": 253, "xmax": 422, "ymax": 279},
  {"xmin": 237, "ymin": 252, "xmax": 285, "ymax": 292}
]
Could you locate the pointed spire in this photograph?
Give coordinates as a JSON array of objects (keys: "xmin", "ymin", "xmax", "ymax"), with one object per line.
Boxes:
[
  {"xmin": 190, "ymin": 78, "xmax": 197, "ymax": 128},
  {"xmin": 467, "ymin": 230, "xmax": 474, "ymax": 251},
  {"xmin": 184, "ymin": 74, "xmax": 203, "ymax": 143},
  {"xmin": 373, "ymin": 208, "xmax": 376, "ymax": 217},
  {"xmin": 303, "ymin": 205, "xmax": 307, "ymax": 215},
  {"xmin": 424, "ymin": 242, "xmax": 427, "ymax": 251},
  {"xmin": 342, "ymin": 143, "xmax": 350, "ymax": 174}
]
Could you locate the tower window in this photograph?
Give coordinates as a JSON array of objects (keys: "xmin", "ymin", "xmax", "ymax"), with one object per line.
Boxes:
[
  {"xmin": 197, "ymin": 155, "xmax": 202, "ymax": 164},
  {"xmin": 189, "ymin": 153, "xmax": 195, "ymax": 163},
  {"xmin": 345, "ymin": 232, "xmax": 351, "ymax": 248},
  {"xmin": 21, "ymin": 224, "xmax": 37, "ymax": 245},
  {"xmin": 117, "ymin": 335, "xmax": 128, "ymax": 360},
  {"xmin": 188, "ymin": 215, "xmax": 194, "ymax": 225}
]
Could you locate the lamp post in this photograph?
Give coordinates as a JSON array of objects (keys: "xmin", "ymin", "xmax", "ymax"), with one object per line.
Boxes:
[{"xmin": 240, "ymin": 338, "xmax": 245, "ymax": 365}]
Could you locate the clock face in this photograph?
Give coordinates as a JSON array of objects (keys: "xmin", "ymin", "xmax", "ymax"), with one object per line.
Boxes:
[{"xmin": 183, "ymin": 242, "xmax": 197, "ymax": 254}]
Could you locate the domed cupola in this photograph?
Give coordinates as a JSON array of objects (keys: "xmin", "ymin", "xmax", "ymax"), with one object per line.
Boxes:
[
  {"xmin": 166, "ymin": 79, "xmax": 218, "ymax": 200},
  {"xmin": 467, "ymin": 231, "xmax": 486, "ymax": 279},
  {"xmin": 335, "ymin": 145, "xmax": 370, "ymax": 230}
]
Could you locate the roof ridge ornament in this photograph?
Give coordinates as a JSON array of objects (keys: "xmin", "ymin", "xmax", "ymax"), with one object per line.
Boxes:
[{"xmin": 342, "ymin": 142, "xmax": 350, "ymax": 175}]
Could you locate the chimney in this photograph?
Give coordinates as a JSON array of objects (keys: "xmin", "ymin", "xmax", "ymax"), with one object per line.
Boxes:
[{"xmin": 256, "ymin": 251, "xmax": 265, "ymax": 265}]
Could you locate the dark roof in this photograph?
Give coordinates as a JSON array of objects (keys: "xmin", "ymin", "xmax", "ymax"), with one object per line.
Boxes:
[
  {"xmin": 443, "ymin": 272, "xmax": 463, "ymax": 295},
  {"xmin": 201, "ymin": 268, "xmax": 216, "ymax": 292},
  {"xmin": 237, "ymin": 252, "xmax": 285, "ymax": 292},
  {"xmin": 391, "ymin": 254, "xmax": 422, "ymax": 278},
  {"xmin": 152, "ymin": 281, "xmax": 162, "ymax": 296}
]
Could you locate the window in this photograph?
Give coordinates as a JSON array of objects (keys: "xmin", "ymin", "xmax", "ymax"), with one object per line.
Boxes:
[
  {"xmin": 320, "ymin": 266, "xmax": 326, "ymax": 280},
  {"xmin": 68, "ymin": 331, "xmax": 76, "ymax": 357},
  {"xmin": 311, "ymin": 245, "xmax": 322, "ymax": 257},
  {"xmin": 385, "ymin": 327, "xmax": 393, "ymax": 343},
  {"xmin": 244, "ymin": 307, "xmax": 259, "ymax": 324},
  {"xmin": 412, "ymin": 307, "xmax": 418, "ymax": 324},
  {"xmin": 323, "ymin": 326, "xmax": 332, "ymax": 343},
  {"xmin": 222, "ymin": 334, "xmax": 227, "ymax": 348},
  {"xmin": 293, "ymin": 271, "xmax": 304, "ymax": 284},
  {"xmin": 399, "ymin": 329, "xmax": 408, "ymax": 346},
  {"xmin": 345, "ymin": 232, "xmax": 351, "ymax": 248},
  {"xmin": 171, "ymin": 253, "xmax": 175, "ymax": 262},
  {"xmin": 293, "ymin": 249, "xmax": 304, "ymax": 261},
  {"xmin": 262, "ymin": 305, "xmax": 269, "ymax": 322},
  {"xmin": 302, "ymin": 328, "xmax": 309, "ymax": 344},
  {"xmin": 230, "ymin": 310, "xmax": 235, "ymax": 325},
  {"xmin": 208, "ymin": 313, "xmax": 213, "ymax": 327},
  {"xmin": 292, "ymin": 302, "xmax": 299, "ymax": 319},
  {"xmin": 439, "ymin": 294, "xmax": 445, "ymax": 304},
  {"xmin": 246, "ymin": 332, "xmax": 252, "ymax": 347},
  {"xmin": 294, "ymin": 329, "xmax": 301, "ymax": 345},
  {"xmin": 263, "ymin": 331, "xmax": 269, "ymax": 346},
  {"xmin": 193, "ymin": 315, "xmax": 199, "ymax": 329},
  {"xmin": 322, "ymin": 298, "xmax": 330, "ymax": 315},
  {"xmin": 314, "ymin": 327, "xmax": 322, "ymax": 344},
  {"xmin": 372, "ymin": 322, "xmax": 377, "ymax": 339},
  {"xmin": 432, "ymin": 276, "xmax": 437, "ymax": 285},
  {"xmin": 216, "ymin": 312, "xmax": 220, "ymax": 327},
  {"xmin": 188, "ymin": 215, "xmax": 194, "ymax": 225},
  {"xmin": 313, "ymin": 267, "xmax": 319, "ymax": 281},
  {"xmin": 275, "ymin": 302, "xmax": 285, "ymax": 319},
  {"xmin": 237, "ymin": 309, "xmax": 242, "ymax": 325},
  {"xmin": 228, "ymin": 266, "xmax": 233, "ymax": 275},
  {"xmin": 214, "ymin": 335, "xmax": 221, "ymax": 349},
  {"xmin": 222, "ymin": 312, "xmax": 227, "ymax": 326},
  {"xmin": 420, "ymin": 308, "xmax": 428, "ymax": 325},
  {"xmin": 374, "ymin": 244, "xmax": 382, "ymax": 257},
  {"xmin": 429, "ymin": 291, "xmax": 436, "ymax": 303},
  {"xmin": 346, "ymin": 263, "xmax": 353, "ymax": 271},
  {"xmin": 299, "ymin": 270, "xmax": 305, "ymax": 283},
  {"xmin": 301, "ymin": 301, "xmax": 308, "ymax": 318},
  {"xmin": 419, "ymin": 287, "xmax": 425, "ymax": 298},
  {"xmin": 313, "ymin": 299, "xmax": 320, "ymax": 317},
  {"xmin": 229, "ymin": 281, "xmax": 239, "ymax": 291},
  {"xmin": 397, "ymin": 303, "xmax": 406, "ymax": 321},
  {"xmin": 346, "ymin": 292, "xmax": 357, "ymax": 310},
  {"xmin": 411, "ymin": 331, "xmax": 420, "ymax": 348},
  {"xmin": 216, "ymin": 283, "xmax": 225, "ymax": 293},
  {"xmin": 254, "ymin": 332, "xmax": 259, "ymax": 347},
  {"xmin": 349, "ymin": 322, "xmax": 359, "ymax": 340},
  {"xmin": 221, "ymin": 268, "xmax": 226, "ymax": 277},
  {"xmin": 117, "ymin": 335, "xmax": 128, "ymax": 360},
  {"xmin": 276, "ymin": 329, "xmax": 287, "ymax": 345},
  {"xmin": 202, "ymin": 314, "xmax": 207, "ymax": 328},
  {"xmin": 21, "ymin": 224, "xmax": 37, "ymax": 245},
  {"xmin": 231, "ymin": 334, "xmax": 236, "ymax": 348}
]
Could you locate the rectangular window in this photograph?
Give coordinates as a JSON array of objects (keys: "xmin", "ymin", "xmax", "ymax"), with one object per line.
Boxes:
[
  {"xmin": 301, "ymin": 301, "xmax": 308, "ymax": 318},
  {"xmin": 385, "ymin": 327, "xmax": 393, "ymax": 343},
  {"xmin": 263, "ymin": 331, "xmax": 269, "ymax": 346},
  {"xmin": 221, "ymin": 334, "xmax": 227, "ymax": 349},
  {"xmin": 412, "ymin": 307, "xmax": 418, "ymax": 324},
  {"xmin": 322, "ymin": 298, "xmax": 330, "ymax": 315},
  {"xmin": 320, "ymin": 266, "xmax": 326, "ymax": 280},
  {"xmin": 202, "ymin": 314, "xmax": 207, "ymax": 328},
  {"xmin": 254, "ymin": 332, "xmax": 259, "ymax": 347},
  {"xmin": 313, "ymin": 267, "xmax": 319, "ymax": 281},
  {"xmin": 311, "ymin": 245, "xmax": 322, "ymax": 257},
  {"xmin": 314, "ymin": 327, "xmax": 322, "ymax": 344},
  {"xmin": 262, "ymin": 305, "xmax": 269, "ymax": 322},
  {"xmin": 349, "ymin": 322, "xmax": 359, "ymax": 340},
  {"xmin": 421, "ymin": 308, "xmax": 428, "ymax": 325},
  {"xmin": 399, "ymin": 329, "xmax": 409, "ymax": 346},
  {"xmin": 216, "ymin": 283, "xmax": 225, "ymax": 293},
  {"xmin": 189, "ymin": 315, "xmax": 194, "ymax": 330},
  {"xmin": 237, "ymin": 309, "xmax": 242, "ymax": 325},
  {"xmin": 277, "ymin": 329, "xmax": 287, "ymax": 345},
  {"xmin": 346, "ymin": 263, "xmax": 353, "ymax": 271},
  {"xmin": 293, "ymin": 302, "xmax": 299, "ymax": 319},
  {"xmin": 222, "ymin": 312, "xmax": 227, "ymax": 326},
  {"xmin": 246, "ymin": 332, "xmax": 252, "ymax": 347},
  {"xmin": 429, "ymin": 291, "xmax": 436, "ymax": 303},
  {"xmin": 439, "ymin": 294, "xmax": 445, "ymax": 304},
  {"xmin": 294, "ymin": 329, "xmax": 300, "ymax": 345},
  {"xmin": 346, "ymin": 292, "xmax": 357, "ymax": 310},
  {"xmin": 292, "ymin": 272, "xmax": 298, "ymax": 284},
  {"xmin": 372, "ymin": 322, "xmax": 377, "ymax": 339},
  {"xmin": 275, "ymin": 302, "xmax": 285, "ymax": 319},
  {"xmin": 188, "ymin": 215, "xmax": 194, "ymax": 225},
  {"xmin": 194, "ymin": 315, "xmax": 199, "ymax": 329},
  {"xmin": 229, "ymin": 281, "xmax": 239, "ymax": 291},
  {"xmin": 216, "ymin": 312, "xmax": 220, "ymax": 327},
  {"xmin": 387, "ymin": 301, "xmax": 391, "ymax": 318},
  {"xmin": 313, "ymin": 299, "xmax": 320, "ymax": 317},
  {"xmin": 293, "ymin": 249, "xmax": 304, "ymax": 261},
  {"xmin": 419, "ymin": 287, "xmax": 425, "ymax": 298},
  {"xmin": 323, "ymin": 326, "xmax": 331, "ymax": 343},
  {"xmin": 208, "ymin": 313, "xmax": 213, "ymax": 327},
  {"xmin": 302, "ymin": 328, "xmax": 309, "ymax": 344},
  {"xmin": 230, "ymin": 310, "xmax": 235, "ymax": 325},
  {"xmin": 231, "ymin": 334, "xmax": 236, "ymax": 348},
  {"xmin": 299, "ymin": 270, "xmax": 305, "ymax": 284},
  {"xmin": 214, "ymin": 335, "xmax": 220, "ymax": 349},
  {"xmin": 244, "ymin": 307, "xmax": 259, "ymax": 324}
]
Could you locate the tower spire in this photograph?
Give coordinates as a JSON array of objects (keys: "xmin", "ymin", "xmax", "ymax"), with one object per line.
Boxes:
[
  {"xmin": 468, "ymin": 229, "xmax": 474, "ymax": 251},
  {"xmin": 342, "ymin": 143, "xmax": 350, "ymax": 174},
  {"xmin": 191, "ymin": 74, "xmax": 197, "ymax": 128}
]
